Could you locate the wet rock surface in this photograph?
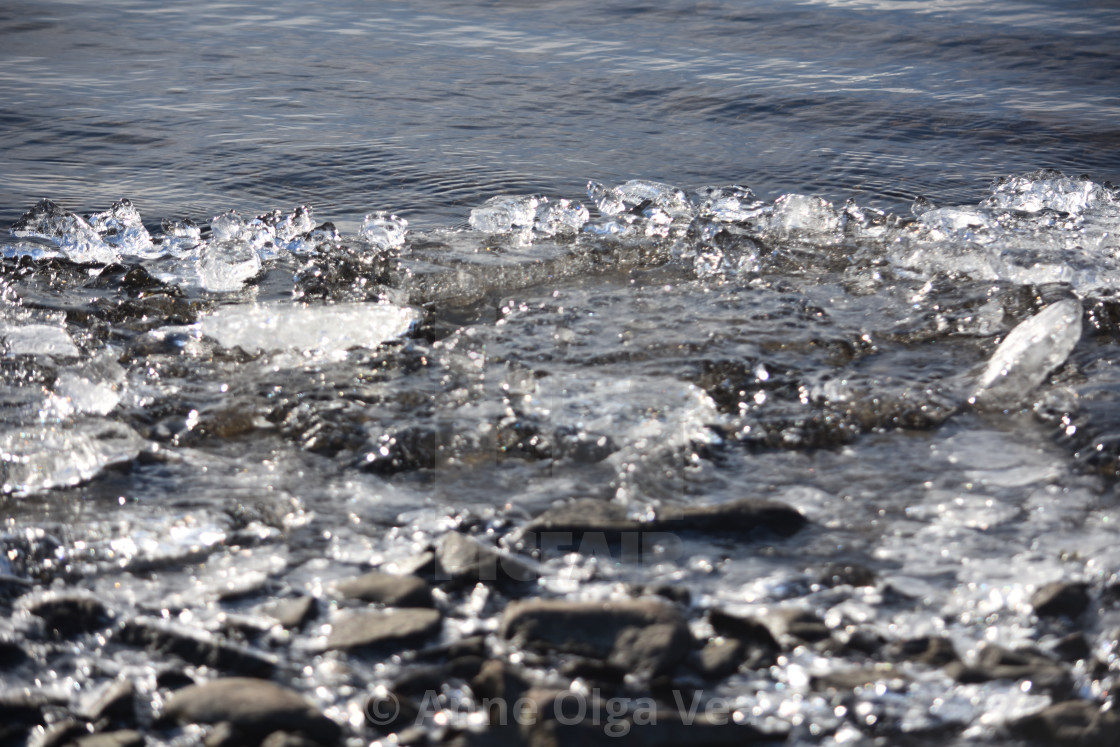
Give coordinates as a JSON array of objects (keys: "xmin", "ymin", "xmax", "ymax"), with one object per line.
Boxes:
[{"xmin": 2, "ymin": 173, "xmax": 1120, "ymax": 745}]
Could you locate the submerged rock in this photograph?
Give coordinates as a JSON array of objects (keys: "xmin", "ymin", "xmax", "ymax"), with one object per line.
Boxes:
[
  {"xmin": 163, "ymin": 678, "xmax": 341, "ymax": 745},
  {"xmin": 334, "ymin": 571, "xmax": 434, "ymax": 608},
  {"xmin": 500, "ymin": 598, "xmax": 691, "ymax": 678},
  {"xmin": 435, "ymin": 532, "xmax": 537, "ymax": 588},
  {"xmin": 325, "ymin": 608, "xmax": 442, "ymax": 653},
  {"xmin": 118, "ymin": 618, "xmax": 277, "ymax": 677},
  {"xmin": 26, "ymin": 593, "xmax": 111, "ymax": 637},
  {"xmin": 1031, "ymin": 581, "xmax": 1091, "ymax": 619}
]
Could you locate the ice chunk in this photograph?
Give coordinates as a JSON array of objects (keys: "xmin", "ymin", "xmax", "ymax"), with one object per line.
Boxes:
[
  {"xmin": 984, "ymin": 170, "xmax": 1112, "ymax": 216},
  {"xmin": 695, "ymin": 185, "xmax": 767, "ymax": 223},
  {"xmin": 0, "ymin": 421, "xmax": 144, "ymax": 495},
  {"xmin": 0, "ymin": 321, "xmax": 80, "ymax": 359},
  {"xmin": 766, "ymin": 194, "xmax": 841, "ymax": 235},
  {"xmin": 198, "ymin": 301, "xmax": 418, "ymax": 359},
  {"xmin": 972, "ymin": 299, "xmax": 1082, "ymax": 407},
  {"xmin": 587, "ymin": 179, "xmax": 693, "ymax": 220},
  {"xmin": 264, "ymin": 205, "xmax": 314, "ymax": 243},
  {"xmin": 359, "ymin": 211, "xmax": 408, "ymax": 250},
  {"xmin": 45, "ymin": 353, "xmax": 126, "ymax": 418},
  {"xmin": 469, "ymin": 195, "xmax": 541, "ymax": 233},
  {"xmin": 197, "ymin": 240, "xmax": 262, "ymax": 292},
  {"xmin": 159, "ymin": 218, "xmax": 202, "ymax": 255},
  {"xmin": 9, "ymin": 199, "xmax": 118, "ymax": 264},
  {"xmin": 87, "ymin": 198, "xmax": 156, "ymax": 257},
  {"xmin": 536, "ymin": 198, "xmax": 589, "ymax": 236}
]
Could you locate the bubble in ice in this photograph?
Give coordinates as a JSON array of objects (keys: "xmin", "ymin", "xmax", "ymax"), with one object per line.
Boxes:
[
  {"xmin": 359, "ymin": 211, "xmax": 408, "ymax": 251},
  {"xmin": 972, "ymin": 299, "xmax": 1082, "ymax": 407}
]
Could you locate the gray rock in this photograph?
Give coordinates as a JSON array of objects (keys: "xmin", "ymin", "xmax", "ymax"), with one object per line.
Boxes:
[
  {"xmin": 326, "ymin": 608, "xmax": 442, "ymax": 653},
  {"xmin": 334, "ymin": 572, "xmax": 433, "ymax": 608},
  {"xmin": 259, "ymin": 596, "xmax": 317, "ymax": 629},
  {"xmin": 1032, "ymin": 582, "xmax": 1091, "ymax": 619},
  {"xmin": 521, "ymin": 688, "xmax": 784, "ymax": 746},
  {"xmin": 118, "ymin": 618, "xmax": 277, "ymax": 677},
  {"xmin": 27, "ymin": 593, "xmax": 111, "ymax": 637},
  {"xmin": 80, "ymin": 678, "xmax": 136, "ymax": 723},
  {"xmin": 500, "ymin": 599, "xmax": 691, "ymax": 677},
  {"xmin": 436, "ymin": 532, "xmax": 537, "ymax": 588},
  {"xmin": 163, "ymin": 678, "xmax": 341, "ymax": 745},
  {"xmin": 70, "ymin": 731, "xmax": 146, "ymax": 747},
  {"xmin": 1009, "ymin": 700, "xmax": 1120, "ymax": 746},
  {"xmin": 693, "ymin": 637, "xmax": 745, "ymax": 680},
  {"xmin": 945, "ymin": 643, "xmax": 1070, "ymax": 693},
  {"xmin": 524, "ymin": 497, "xmax": 806, "ymax": 542}
]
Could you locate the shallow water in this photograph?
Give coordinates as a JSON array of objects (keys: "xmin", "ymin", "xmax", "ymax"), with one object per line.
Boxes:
[{"xmin": 4, "ymin": 2, "xmax": 1120, "ymax": 746}]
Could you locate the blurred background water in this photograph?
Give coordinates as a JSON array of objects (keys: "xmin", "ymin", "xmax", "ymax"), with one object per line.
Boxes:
[{"xmin": 3, "ymin": 0, "xmax": 1119, "ymax": 230}]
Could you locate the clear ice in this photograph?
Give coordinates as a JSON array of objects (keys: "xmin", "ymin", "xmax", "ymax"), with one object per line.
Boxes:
[{"xmin": 972, "ymin": 298, "xmax": 1083, "ymax": 407}]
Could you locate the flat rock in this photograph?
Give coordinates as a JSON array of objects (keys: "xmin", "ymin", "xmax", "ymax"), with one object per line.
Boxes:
[
  {"xmin": 945, "ymin": 643, "xmax": 1070, "ymax": 693},
  {"xmin": 524, "ymin": 497, "xmax": 806, "ymax": 541},
  {"xmin": 436, "ymin": 532, "xmax": 537, "ymax": 588},
  {"xmin": 1009, "ymin": 700, "xmax": 1120, "ymax": 746},
  {"xmin": 163, "ymin": 678, "xmax": 341, "ymax": 744},
  {"xmin": 334, "ymin": 571, "xmax": 433, "ymax": 607},
  {"xmin": 27, "ymin": 594, "xmax": 111, "ymax": 637},
  {"xmin": 80, "ymin": 678, "xmax": 135, "ymax": 723},
  {"xmin": 326, "ymin": 608, "xmax": 442, "ymax": 653},
  {"xmin": 118, "ymin": 618, "xmax": 277, "ymax": 677},
  {"xmin": 70, "ymin": 731, "xmax": 146, "ymax": 747},
  {"xmin": 1032, "ymin": 581, "xmax": 1091, "ymax": 619},
  {"xmin": 500, "ymin": 599, "xmax": 691, "ymax": 677},
  {"xmin": 260, "ymin": 596, "xmax": 318, "ymax": 629}
]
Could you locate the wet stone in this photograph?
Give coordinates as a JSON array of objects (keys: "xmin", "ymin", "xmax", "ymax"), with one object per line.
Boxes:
[
  {"xmin": 117, "ymin": 618, "xmax": 277, "ymax": 677},
  {"xmin": 945, "ymin": 643, "xmax": 1070, "ymax": 693},
  {"xmin": 435, "ymin": 532, "xmax": 537, "ymax": 588},
  {"xmin": 0, "ymin": 638, "xmax": 29, "ymax": 669},
  {"xmin": 70, "ymin": 731, "xmax": 146, "ymax": 747},
  {"xmin": 1032, "ymin": 581, "xmax": 1091, "ymax": 619},
  {"xmin": 884, "ymin": 636, "xmax": 960, "ymax": 667},
  {"xmin": 80, "ymin": 678, "xmax": 136, "ymax": 724},
  {"xmin": 1008, "ymin": 699, "xmax": 1120, "ymax": 746},
  {"xmin": 707, "ymin": 609, "xmax": 781, "ymax": 652},
  {"xmin": 260, "ymin": 732, "xmax": 327, "ymax": 747},
  {"xmin": 763, "ymin": 607, "xmax": 832, "ymax": 644},
  {"xmin": 325, "ymin": 608, "xmax": 442, "ymax": 653},
  {"xmin": 523, "ymin": 496, "xmax": 806, "ymax": 547},
  {"xmin": 693, "ymin": 637, "xmax": 746, "ymax": 680},
  {"xmin": 27, "ymin": 594, "xmax": 111, "ymax": 637},
  {"xmin": 499, "ymin": 598, "xmax": 691, "ymax": 678},
  {"xmin": 163, "ymin": 678, "xmax": 342, "ymax": 745},
  {"xmin": 334, "ymin": 571, "xmax": 433, "ymax": 608}
]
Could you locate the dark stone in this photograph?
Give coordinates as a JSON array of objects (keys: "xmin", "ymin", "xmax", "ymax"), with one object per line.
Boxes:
[
  {"xmin": 163, "ymin": 678, "xmax": 342, "ymax": 745},
  {"xmin": 36, "ymin": 718, "xmax": 89, "ymax": 747},
  {"xmin": 326, "ymin": 608, "xmax": 442, "ymax": 653},
  {"xmin": 633, "ymin": 584, "xmax": 691, "ymax": 607},
  {"xmin": 392, "ymin": 666, "xmax": 449, "ymax": 696},
  {"xmin": 260, "ymin": 596, "xmax": 317, "ymax": 630},
  {"xmin": 559, "ymin": 658, "xmax": 628, "ymax": 686},
  {"xmin": 334, "ymin": 572, "xmax": 433, "ymax": 608},
  {"xmin": 27, "ymin": 594, "xmax": 111, "ymax": 637},
  {"xmin": 80, "ymin": 678, "xmax": 136, "ymax": 724},
  {"xmin": 521, "ymin": 689, "xmax": 784, "ymax": 746},
  {"xmin": 500, "ymin": 599, "xmax": 691, "ymax": 678},
  {"xmin": 0, "ymin": 573, "xmax": 33, "ymax": 601},
  {"xmin": 815, "ymin": 562, "xmax": 877, "ymax": 588},
  {"xmin": 0, "ymin": 691, "xmax": 53, "ymax": 726},
  {"xmin": 436, "ymin": 532, "xmax": 537, "ymax": 588},
  {"xmin": 693, "ymin": 637, "xmax": 745, "ymax": 680},
  {"xmin": 945, "ymin": 643, "xmax": 1070, "ymax": 693},
  {"xmin": 156, "ymin": 669, "xmax": 198, "ymax": 690},
  {"xmin": 1008, "ymin": 700, "xmax": 1120, "ymax": 746},
  {"xmin": 1052, "ymin": 633, "xmax": 1092, "ymax": 662},
  {"xmin": 118, "ymin": 618, "xmax": 277, "ymax": 677},
  {"xmin": 764, "ymin": 608, "xmax": 832, "ymax": 644},
  {"xmin": 883, "ymin": 636, "xmax": 959, "ymax": 667},
  {"xmin": 707, "ymin": 609, "xmax": 780, "ymax": 652},
  {"xmin": 524, "ymin": 497, "xmax": 807, "ymax": 543},
  {"xmin": 1032, "ymin": 582, "xmax": 1091, "ymax": 619},
  {"xmin": 365, "ymin": 690, "xmax": 421, "ymax": 733},
  {"xmin": 0, "ymin": 638, "xmax": 29, "ymax": 669},
  {"xmin": 470, "ymin": 660, "xmax": 531, "ymax": 726},
  {"xmin": 447, "ymin": 655, "xmax": 486, "ymax": 681}
]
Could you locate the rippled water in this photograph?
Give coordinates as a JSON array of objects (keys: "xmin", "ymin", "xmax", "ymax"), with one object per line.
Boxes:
[{"xmin": 4, "ymin": 1, "xmax": 1120, "ymax": 746}]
